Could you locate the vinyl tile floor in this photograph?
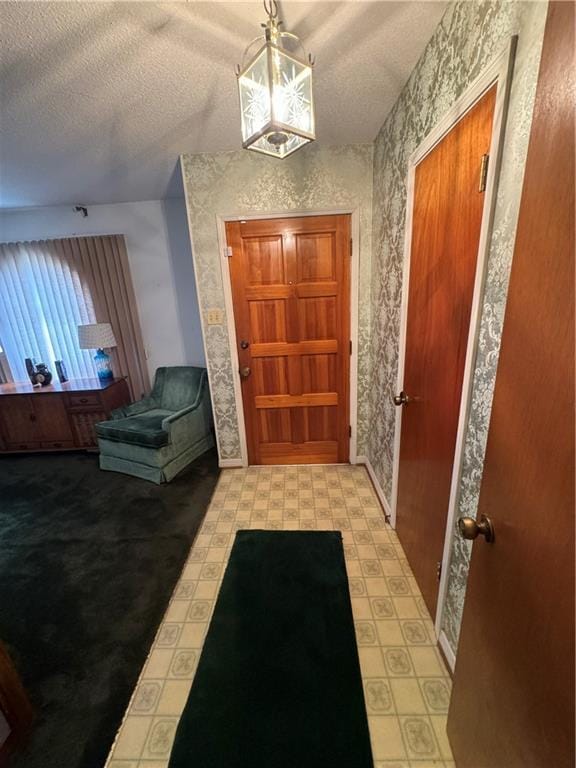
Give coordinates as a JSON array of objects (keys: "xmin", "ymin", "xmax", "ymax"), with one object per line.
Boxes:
[{"xmin": 105, "ymin": 464, "xmax": 455, "ymax": 768}]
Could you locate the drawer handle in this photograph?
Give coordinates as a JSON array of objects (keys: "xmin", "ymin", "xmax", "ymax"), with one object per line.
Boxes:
[{"xmin": 79, "ymin": 397, "xmax": 88, "ymax": 403}]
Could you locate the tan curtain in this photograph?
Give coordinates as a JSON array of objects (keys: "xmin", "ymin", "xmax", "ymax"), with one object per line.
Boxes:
[{"xmin": 53, "ymin": 235, "xmax": 150, "ymax": 399}]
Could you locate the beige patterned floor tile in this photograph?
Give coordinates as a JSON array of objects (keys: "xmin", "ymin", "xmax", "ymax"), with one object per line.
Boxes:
[
  {"xmin": 369, "ymin": 715, "xmax": 407, "ymax": 760},
  {"xmin": 408, "ymin": 646, "xmax": 448, "ymax": 677},
  {"xmin": 389, "ymin": 678, "xmax": 428, "ymax": 715},
  {"xmin": 376, "ymin": 619, "xmax": 405, "ymax": 646},
  {"xmin": 419, "ymin": 677, "xmax": 452, "ymax": 714},
  {"xmin": 365, "ymin": 577, "xmax": 390, "ymax": 596},
  {"xmin": 399, "ymin": 715, "xmax": 442, "ymax": 760},
  {"xmin": 111, "ymin": 716, "xmax": 153, "ymax": 760},
  {"xmin": 351, "ymin": 596, "xmax": 373, "ymax": 620},
  {"xmin": 357, "ymin": 645, "xmax": 387, "ymax": 677},
  {"xmin": 155, "ymin": 680, "xmax": 193, "ymax": 716},
  {"xmin": 130, "ymin": 681, "xmax": 163, "ymax": 715},
  {"xmin": 167, "ymin": 649, "xmax": 198, "ymax": 679},
  {"xmin": 364, "ymin": 678, "xmax": 395, "ymax": 714},
  {"xmin": 392, "ymin": 596, "xmax": 421, "ymax": 618},
  {"xmin": 141, "ymin": 717, "xmax": 178, "ymax": 760}
]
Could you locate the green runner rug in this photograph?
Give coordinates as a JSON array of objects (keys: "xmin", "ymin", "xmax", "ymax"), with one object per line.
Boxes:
[{"xmin": 168, "ymin": 530, "xmax": 373, "ymax": 768}]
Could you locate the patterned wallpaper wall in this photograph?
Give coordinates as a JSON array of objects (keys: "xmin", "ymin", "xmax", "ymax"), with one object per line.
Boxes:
[
  {"xmin": 181, "ymin": 144, "xmax": 374, "ymax": 460},
  {"xmin": 368, "ymin": 0, "xmax": 548, "ymax": 654}
]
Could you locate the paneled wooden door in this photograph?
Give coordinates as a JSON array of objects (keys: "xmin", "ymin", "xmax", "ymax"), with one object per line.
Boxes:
[
  {"xmin": 226, "ymin": 214, "xmax": 351, "ymax": 465},
  {"xmin": 395, "ymin": 85, "xmax": 497, "ymax": 617},
  {"xmin": 448, "ymin": 3, "xmax": 575, "ymax": 764}
]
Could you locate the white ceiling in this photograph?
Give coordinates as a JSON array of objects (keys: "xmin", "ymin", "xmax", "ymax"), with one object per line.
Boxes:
[{"xmin": 0, "ymin": 1, "xmax": 447, "ymax": 208}]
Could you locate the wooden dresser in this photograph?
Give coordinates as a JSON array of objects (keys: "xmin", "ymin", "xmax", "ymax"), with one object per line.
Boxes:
[{"xmin": 0, "ymin": 378, "xmax": 130, "ymax": 453}]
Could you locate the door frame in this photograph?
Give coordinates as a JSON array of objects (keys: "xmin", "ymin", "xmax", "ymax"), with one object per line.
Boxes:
[
  {"xmin": 390, "ymin": 37, "xmax": 517, "ymax": 663},
  {"xmin": 216, "ymin": 208, "xmax": 361, "ymax": 468}
]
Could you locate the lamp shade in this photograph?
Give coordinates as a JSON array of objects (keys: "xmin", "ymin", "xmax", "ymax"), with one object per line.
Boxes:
[{"xmin": 78, "ymin": 323, "xmax": 117, "ymax": 350}]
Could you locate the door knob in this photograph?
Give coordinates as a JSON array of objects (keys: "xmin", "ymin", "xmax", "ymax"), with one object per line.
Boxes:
[
  {"xmin": 240, "ymin": 340, "xmax": 250, "ymax": 349},
  {"xmin": 457, "ymin": 515, "xmax": 495, "ymax": 543},
  {"xmin": 239, "ymin": 366, "xmax": 251, "ymax": 379},
  {"xmin": 393, "ymin": 391, "xmax": 411, "ymax": 406}
]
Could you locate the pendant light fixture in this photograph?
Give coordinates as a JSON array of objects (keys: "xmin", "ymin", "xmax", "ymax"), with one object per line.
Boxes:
[{"xmin": 235, "ymin": 0, "xmax": 315, "ymax": 158}]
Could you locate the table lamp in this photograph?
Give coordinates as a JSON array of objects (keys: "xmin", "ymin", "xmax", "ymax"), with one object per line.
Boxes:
[{"xmin": 78, "ymin": 323, "xmax": 117, "ymax": 381}]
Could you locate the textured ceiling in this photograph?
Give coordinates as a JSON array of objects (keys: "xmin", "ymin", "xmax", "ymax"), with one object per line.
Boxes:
[{"xmin": 0, "ymin": 1, "xmax": 447, "ymax": 208}]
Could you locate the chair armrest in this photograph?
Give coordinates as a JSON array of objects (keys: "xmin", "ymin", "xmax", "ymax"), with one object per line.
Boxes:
[
  {"xmin": 161, "ymin": 378, "xmax": 205, "ymax": 428},
  {"xmin": 161, "ymin": 400, "xmax": 201, "ymax": 429},
  {"xmin": 111, "ymin": 396, "xmax": 158, "ymax": 420},
  {"xmin": 161, "ymin": 377, "xmax": 211, "ymax": 446}
]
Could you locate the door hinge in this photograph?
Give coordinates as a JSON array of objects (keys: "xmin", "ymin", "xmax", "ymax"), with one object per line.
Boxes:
[
  {"xmin": 350, "ymin": 238, "xmax": 353, "ymax": 256},
  {"xmin": 349, "ymin": 340, "xmax": 352, "ymax": 355},
  {"xmin": 479, "ymin": 153, "xmax": 489, "ymax": 193},
  {"xmin": 224, "ymin": 245, "xmax": 233, "ymax": 258},
  {"xmin": 436, "ymin": 560, "xmax": 442, "ymax": 581},
  {"xmin": 349, "ymin": 425, "xmax": 352, "ymax": 438}
]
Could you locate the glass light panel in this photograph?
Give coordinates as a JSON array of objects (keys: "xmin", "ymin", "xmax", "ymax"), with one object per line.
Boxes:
[
  {"xmin": 271, "ymin": 48, "xmax": 313, "ymax": 136},
  {"xmin": 238, "ymin": 48, "xmax": 271, "ymax": 142}
]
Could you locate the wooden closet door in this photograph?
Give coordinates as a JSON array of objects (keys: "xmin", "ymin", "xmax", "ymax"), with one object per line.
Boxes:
[
  {"xmin": 227, "ymin": 215, "xmax": 351, "ymax": 465},
  {"xmin": 395, "ymin": 85, "xmax": 497, "ymax": 616}
]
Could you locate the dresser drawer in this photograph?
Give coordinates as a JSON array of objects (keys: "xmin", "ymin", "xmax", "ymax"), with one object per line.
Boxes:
[
  {"xmin": 7, "ymin": 441, "xmax": 41, "ymax": 451},
  {"xmin": 68, "ymin": 393, "xmax": 101, "ymax": 408},
  {"xmin": 41, "ymin": 440, "xmax": 75, "ymax": 450}
]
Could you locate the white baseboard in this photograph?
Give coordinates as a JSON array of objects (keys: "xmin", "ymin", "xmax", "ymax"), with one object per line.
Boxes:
[
  {"xmin": 356, "ymin": 456, "xmax": 392, "ymax": 522},
  {"xmin": 438, "ymin": 630, "xmax": 456, "ymax": 673},
  {"xmin": 218, "ymin": 458, "xmax": 245, "ymax": 468}
]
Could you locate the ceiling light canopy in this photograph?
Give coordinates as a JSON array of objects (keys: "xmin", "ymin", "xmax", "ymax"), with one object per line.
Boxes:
[{"xmin": 235, "ymin": 0, "xmax": 315, "ymax": 159}]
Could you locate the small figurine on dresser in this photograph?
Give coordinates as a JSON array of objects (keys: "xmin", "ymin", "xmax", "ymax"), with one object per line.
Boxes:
[
  {"xmin": 55, "ymin": 360, "xmax": 68, "ymax": 383},
  {"xmin": 24, "ymin": 357, "xmax": 36, "ymax": 384},
  {"xmin": 31, "ymin": 363, "xmax": 53, "ymax": 387}
]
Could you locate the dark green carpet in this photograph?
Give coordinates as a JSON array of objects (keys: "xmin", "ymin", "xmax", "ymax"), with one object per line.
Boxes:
[
  {"xmin": 169, "ymin": 530, "xmax": 373, "ymax": 768},
  {"xmin": 0, "ymin": 449, "xmax": 219, "ymax": 768}
]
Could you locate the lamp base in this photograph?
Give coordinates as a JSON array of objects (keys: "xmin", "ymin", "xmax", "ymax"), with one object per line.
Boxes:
[{"xmin": 94, "ymin": 348, "xmax": 113, "ymax": 381}]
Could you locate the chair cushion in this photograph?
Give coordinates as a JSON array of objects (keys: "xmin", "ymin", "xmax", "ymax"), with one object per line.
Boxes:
[{"xmin": 96, "ymin": 409, "xmax": 172, "ymax": 448}]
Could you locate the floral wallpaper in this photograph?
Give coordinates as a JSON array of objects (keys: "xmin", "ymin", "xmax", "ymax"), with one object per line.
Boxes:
[
  {"xmin": 181, "ymin": 143, "xmax": 374, "ymax": 460},
  {"xmin": 368, "ymin": 0, "xmax": 548, "ymax": 655}
]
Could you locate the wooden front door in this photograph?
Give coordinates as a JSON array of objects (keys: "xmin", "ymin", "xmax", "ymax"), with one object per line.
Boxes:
[
  {"xmin": 226, "ymin": 215, "xmax": 351, "ymax": 465},
  {"xmin": 395, "ymin": 85, "xmax": 497, "ymax": 616},
  {"xmin": 448, "ymin": 4, "xmax": 574, "ymax": 765}
]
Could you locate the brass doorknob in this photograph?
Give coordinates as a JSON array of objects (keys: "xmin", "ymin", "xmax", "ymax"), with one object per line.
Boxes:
[
  {"xmin": 393, "ymin": 391, "xmax": 411, "ymax": 406},
  {"xmin": 458, "ymin": 515, "xmax": 495, "ymax": 543},
  {"xmin": 239, "ymin": 366, "xmax": 251, "ymax": 379}
]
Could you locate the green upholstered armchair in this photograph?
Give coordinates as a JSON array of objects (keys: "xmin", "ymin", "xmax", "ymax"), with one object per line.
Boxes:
[{"xmin": 96, "ymin": 366, "xmax": 214, "ymax": 484}]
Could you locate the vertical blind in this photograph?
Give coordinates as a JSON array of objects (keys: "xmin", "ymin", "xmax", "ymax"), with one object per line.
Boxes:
[
  {"xmin": 0, "ymin": 235, "xmax": 150, "ymax": 398},
  {"xmin": 0, "ymin": 241, "xmax": 98, "ymax": 381}
]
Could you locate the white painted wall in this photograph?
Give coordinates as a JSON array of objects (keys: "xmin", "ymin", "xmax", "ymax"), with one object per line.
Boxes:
[{"xmin": 0, "ymin": 200, "xmax": 205, "ymax": 382}]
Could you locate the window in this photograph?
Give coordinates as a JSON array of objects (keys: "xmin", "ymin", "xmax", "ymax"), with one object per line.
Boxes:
[
  {"xmin": 0, "ymin": 235, "xmax": 150, "ymax": 399},
  {"xmin": 0, "ymin": 241, "xmax": 98, "ymax": 382}
]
